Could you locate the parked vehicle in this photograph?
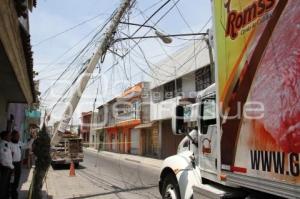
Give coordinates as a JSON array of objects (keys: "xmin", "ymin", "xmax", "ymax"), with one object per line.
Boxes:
[
  {"xmin": 51, "ymin": 132, "xmax": 84, "ymax": 166},
  {"xmin": 159, "ymin": 0, "xmax": 300, "ymax": 198}
]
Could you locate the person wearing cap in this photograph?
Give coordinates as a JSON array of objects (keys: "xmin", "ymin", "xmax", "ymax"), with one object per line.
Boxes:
[
  {"xmin": 10, "ymin": 130, "xmax": 25, "ymax": 199},
  {"xmin": 0, "ymin": 130, "xmax": 14, "ymax": 199}
]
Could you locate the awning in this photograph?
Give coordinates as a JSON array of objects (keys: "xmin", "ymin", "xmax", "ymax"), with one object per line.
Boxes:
[
  {"xmin": 134, "ymin": 122, "xmax": 154, "ymax": 129},
  {"xmin": 92, "ymin": 127, "xmax": 105, "ymax": 131}
]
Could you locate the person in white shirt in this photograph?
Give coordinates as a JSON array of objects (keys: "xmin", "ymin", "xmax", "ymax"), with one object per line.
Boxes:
[
  {"xmin": 0, "ymin": 130, "xmax": 14, "ymax": 199},
  {"xmin": 10, "ymin": 130, "xmax": 25, "ymax": 199}
]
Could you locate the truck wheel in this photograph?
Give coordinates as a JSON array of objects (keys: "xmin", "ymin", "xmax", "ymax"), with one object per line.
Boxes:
[{"xmin": 162, "ymin": 174, "xmax": 181, "ymax": 199}]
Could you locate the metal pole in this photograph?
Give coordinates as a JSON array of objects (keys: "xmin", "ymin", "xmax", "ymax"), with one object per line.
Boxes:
[
  {"xmin": 51, "ymin": 0, "xmax": 133, "ymax": 145},
  {"xmin": 205, "ymin": 37, "xmax": 215, "ymax": 83}
]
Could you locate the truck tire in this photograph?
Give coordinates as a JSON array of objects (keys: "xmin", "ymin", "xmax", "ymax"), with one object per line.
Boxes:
[{"xmin": 162, "ymin": 174, "xmax": 181, "ymax": 199}]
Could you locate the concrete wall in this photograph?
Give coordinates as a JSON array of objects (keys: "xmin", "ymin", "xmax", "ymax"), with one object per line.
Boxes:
[
  {"xmin": 182, "ymin": 72, "xmax": 196, "ymax": 98},
  {"xmin": 131, "ymin": 128, "xmax": 140, "ymax": 155},
  {"xmin": 160, "ymin": 119, "xmax": 184, "ymax": 159},
  {"xmin": 7, "ymin": 103, "xmax": 26, "ymax": 132},
  {"xmin": 150, "ymin": 40, "xmax": 209, "ymax": 89},
  {"xmin": 150, "ymin": 97, "xmax": 181, "ymax": 121},
  {"xmin": 89, "ymin": 112, "xmax": 98, "ymax": 148},
  {"xmin": 0, "ymin": 1, "xmax": 34, "ymax": 103},
  {"xmin": 0, "ymin": 95, "xmax": 7, "ymax": 131},
  {"xmin": 141, "ymin": 82, "xmax": 151, "ymax": 123}
]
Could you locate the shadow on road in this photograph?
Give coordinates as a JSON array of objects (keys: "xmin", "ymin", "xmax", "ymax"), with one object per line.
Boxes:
[
  {"xmin": 64, "ymin": 185, "xmax": 159, "ymax": 199},
  {"xmin": 51, "ymin": 164, "xmax": 86, "ymax": 170},
  {"xmin": 19, "ymin": 190, "xmax": 53, "ymax": 199},
  {"xmin": 19, "ymin": 167, "xmax": 31, "ymax": 188}
]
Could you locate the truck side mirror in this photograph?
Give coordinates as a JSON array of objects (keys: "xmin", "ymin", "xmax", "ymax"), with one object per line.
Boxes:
[{"xmin": 172, "ymin": 105, "xmax": 184, "ymax": 135}]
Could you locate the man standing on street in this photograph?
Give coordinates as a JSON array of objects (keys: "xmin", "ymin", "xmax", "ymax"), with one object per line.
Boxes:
[
  {"xmin": 0, "ymin": 130, "xmax": 14, "ymax": 199},
  {"xmin": 10, "ymin": 130, "xmax": 23, "ymax": 199}
]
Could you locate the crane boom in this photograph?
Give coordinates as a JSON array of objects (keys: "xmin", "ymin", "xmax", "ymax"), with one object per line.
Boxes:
[{"xmin": 51, "ymin": 0, "xmax": 133, "ymax": 146}]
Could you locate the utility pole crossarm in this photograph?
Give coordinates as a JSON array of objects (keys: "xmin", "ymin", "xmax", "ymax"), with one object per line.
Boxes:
[{"xmin": 51, "ymin": 0, "xmax": 133, "ymax": 146}]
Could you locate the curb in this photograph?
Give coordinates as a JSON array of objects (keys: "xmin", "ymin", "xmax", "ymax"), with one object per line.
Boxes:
[
  {"xmin": 84, "ymin": 148, "xmax": 162, "ymax": 170},
  {"xmin": 125, "ymin": 158, "xmax": 141, "ymax": 163}
]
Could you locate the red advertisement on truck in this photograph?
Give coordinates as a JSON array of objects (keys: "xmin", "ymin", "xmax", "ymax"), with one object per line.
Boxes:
[{"xmin": 213, "ymin": 0, "xmax": 300, "ymax": 183}]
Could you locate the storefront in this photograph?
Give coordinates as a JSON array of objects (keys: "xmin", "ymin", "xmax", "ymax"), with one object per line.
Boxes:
[
  {"xmin": 160, "ymin": 119, "xmax": 184, "ymax": 159},
  {"xmin": 96, "ymin": 129, "xmax": 105, "ymax": 150},
  {"xmin": 135, "ymin": 122, "xmax": 160, "ymax": 158},
  {"xmin": 106, "ymin": 127, "xmax": 118, "ymax": 152},
  {"xmin": 117, "ymin": 119, "xmax": 140, "ymax": 154},
  {"xmin": 130, "ymin": 128, "xmax": 140, "ymax": 155}
]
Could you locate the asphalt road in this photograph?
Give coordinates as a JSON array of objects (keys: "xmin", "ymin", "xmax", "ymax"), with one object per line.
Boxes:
[{"xmin": 76, "ymin": 150, "xmax": 162, "ymax": 199}]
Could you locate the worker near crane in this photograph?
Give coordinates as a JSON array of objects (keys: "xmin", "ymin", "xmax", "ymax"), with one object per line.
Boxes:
[
  {"xmin": 0, "ymin": 130, "xmax": 14, "ymax": 199},
  {"xmin": 10, "ymin": 130, "xmax": 24, "ymax": 199}
]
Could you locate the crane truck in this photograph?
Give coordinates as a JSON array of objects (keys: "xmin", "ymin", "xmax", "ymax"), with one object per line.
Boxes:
[{"xmin": 159, "ymin": 0, "xmax": 300, "ymax": 198}]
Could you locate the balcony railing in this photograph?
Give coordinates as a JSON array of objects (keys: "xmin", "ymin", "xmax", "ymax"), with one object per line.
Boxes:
[
  {"xmin": 150, "ymin": 96, "xmax": 182, "ymax": 121},
  {"xmin": 115, "ymin": 110, "xmax": 141, "ymax": 123}
]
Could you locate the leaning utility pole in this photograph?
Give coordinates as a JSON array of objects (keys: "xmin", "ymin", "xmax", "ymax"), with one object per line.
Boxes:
[{"xmin": 51, "ymin": 0, "xmax": 133, "ymax": 145}]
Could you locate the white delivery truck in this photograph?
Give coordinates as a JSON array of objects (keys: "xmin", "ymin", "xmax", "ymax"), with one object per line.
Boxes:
[{"xmin": 159, "ymin": 0, "xmax": 300, "ymax": 198}]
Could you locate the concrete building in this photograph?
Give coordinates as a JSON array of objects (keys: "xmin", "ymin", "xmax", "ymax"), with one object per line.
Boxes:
[
  {"xmin": 104, "ymin": 82, "xmax": 151, "ymax": 155},
  {"xmin": 80, "ymin": 111, "xmax": 92, "ymax": 145},
  {"xmin": 89, "ymin": 111, "xmax": 99, "ymax": 149},
  {"xmin": 0, "ymin": 0, "xmax": 38, "ymax": 133},
  {"xmin": 150, "ymin": 39, "xmax": 213, "ymax": 158},
  {"xmin": 89, "ymin": 82, "xmax": 160, "ymax": 157},
  {"xmin": 92, "ymin": 104, "xmax": 108, "ymax": 151},
  {"xmin": 88, "ymin": 40, "xmax": 213, "ymax": 160}
]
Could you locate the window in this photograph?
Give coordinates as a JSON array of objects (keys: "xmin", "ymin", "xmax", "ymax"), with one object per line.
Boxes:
[
  {"xmin": 200, "ymin": 97, "xmax": 216, "ymax": 134},
  {"xmin": 195, "ymin": 65, "xmax": 211, "ymax": 91},
  {"xmin": 183, "ymin": 139, "xmax": 189, "ymax": 148},
  {"xmin": 98, "ymin": 108, "xmax": 104, "ymax": 122},
  {"xmin": 152, "ymin": 87, "xmax": 162, "ymax": 103},
  {"xmin": 132, "ymin": 100, "xmax": 141, "ymax": 119},
  {"xmin": 202, "ymin": 99, "xmax": 216, "ymax": 120},
  {"xmin": 163, "ymin": 79, "xmax": 182, "ymax": 100}
]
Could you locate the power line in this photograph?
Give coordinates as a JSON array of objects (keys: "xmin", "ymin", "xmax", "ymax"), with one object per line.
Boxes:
[
  {"xmin": 122, "ymin": 0, "xmax": 181, "ymax": 58},
  {"xmin": 41, "ymin": 11, "xmax": 117, "ymax": 99},
  {"xmin": 36, "ymin": 23, "xmax": 104, "ymax": 74},
  {"xmin": 86, "ymin": 60, "xmax": 119, "ymax": 88},
  {"xmin": 37, "ymin": 8, "xmax": 119, "ymax": 76},
  {"xmin": 131, "ymin": 0, "xmax": 164, "ymax": 19},
  {"xmin": 60, "ymin": 0, "xmax": 178, "ymax": 93},
  {"xmin": 130, "ymin": 0, "xmax": 172, "ymax": 37},
  {"xmin": 172, "ymin": 0, "xmax": 194, "ymax": 33},
  {"xmin": 48, "ymin": 66, "xmax": 86, "ymax": 114},
  {"xmin": 133, "ymin": 10, "xmax": 183, "ymax": 73},
  {"xmin": 33, "ymin": 12, "xmax": 110, "ymax": 46}
]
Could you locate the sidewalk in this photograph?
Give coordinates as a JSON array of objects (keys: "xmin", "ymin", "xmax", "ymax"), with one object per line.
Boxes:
[
  {"xmin": 18, "ymin": 149, "xmax": 163, "ymax": 199},
  {"xmin": 19, "ymin": 158, "xmax": 161, "ymax": 199},
  {"xmin": 85, "ymin": 147, "xmax": 163, "ymax": 170},
  {"xmin": 19, "ymin": 165, "xmax": 107, "ymax": 199},
  {"xmin": 19, "ymin": 166, "xmax": 50, "ymax": 198},
  {"xmin": 19, "ymin": 166, "xmax": 34, "ymax": 198}
]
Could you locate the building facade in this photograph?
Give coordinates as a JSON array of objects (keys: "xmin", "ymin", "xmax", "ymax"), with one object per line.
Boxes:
[
  {"xmin": 89, "ymin": 111, "xmax": 98, "ymax": 149},
  {"xmin": 88, "ymin": 40, "xmax": 213, "ymax": 159},
  {"xmin": 150, "ymin": 40, "xmax": 213, "ymax": 158},
  {"xmin": 93, "ymin": 105, "xmax": 107, "ymax": 151},
  {"xmin": 80, "ymin": 111, "xmax": 92, "ymax": 145},
  {"xmin": 88, "ymin": 82, "xmax": 161, "ymax": 157},
  {"xmin": 104, "ymin": 82, "xmax": 151, "ymax": 155},
  {"xmin": 0, "ymin": 0, "xmax": 38, "ymax": 134}
]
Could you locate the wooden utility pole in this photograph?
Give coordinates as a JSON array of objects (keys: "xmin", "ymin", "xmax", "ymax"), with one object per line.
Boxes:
[{"xmin": 51, "ymin": 0, "xmax": 133, "ymax": 145}]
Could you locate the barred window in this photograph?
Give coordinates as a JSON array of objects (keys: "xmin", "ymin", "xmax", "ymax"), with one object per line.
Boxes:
[
  {"xmin": 195, "ymin": 65, "xmax": 211, "ymax": 91},
  {"xmin": 163, "ymin": 79, "xmax": 182, "ymax": 100}
]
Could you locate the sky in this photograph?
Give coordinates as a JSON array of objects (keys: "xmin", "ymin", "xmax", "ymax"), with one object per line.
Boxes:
[{"xmin": 29, "ymin": 0, "xmax": 212, "ymax": 125}]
